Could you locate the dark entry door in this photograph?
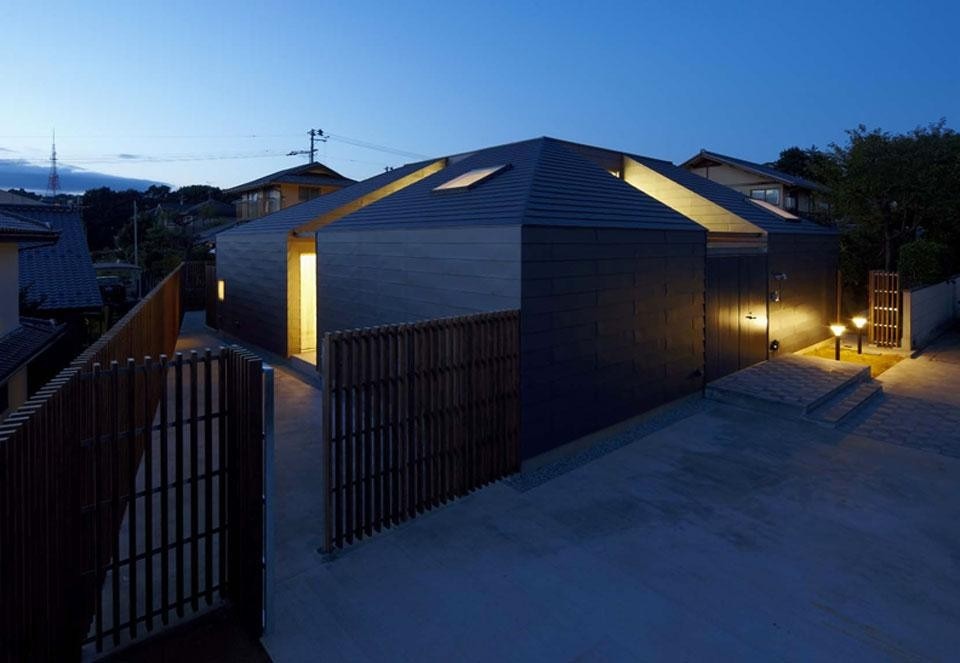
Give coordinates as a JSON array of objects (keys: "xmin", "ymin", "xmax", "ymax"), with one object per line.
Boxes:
[{"xmin": 705, "ymin": 255, "xmax": 768, "ymax": 382}]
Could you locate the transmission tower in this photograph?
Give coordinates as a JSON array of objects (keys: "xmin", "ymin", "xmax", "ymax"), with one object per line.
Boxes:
[{"xmin": 46, "ymin": 129, "xmax": 60, "ymax": 198}]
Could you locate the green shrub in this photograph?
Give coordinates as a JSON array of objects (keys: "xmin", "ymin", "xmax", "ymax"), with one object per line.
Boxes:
[{"xmin": 898, "ymin": 239, "xmax": 947, "ymax": 287}]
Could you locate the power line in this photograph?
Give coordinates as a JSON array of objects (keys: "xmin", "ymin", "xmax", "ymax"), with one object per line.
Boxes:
[{"xmin": 0, "ymin": 130, "xmax": 429, "ymax": 160}]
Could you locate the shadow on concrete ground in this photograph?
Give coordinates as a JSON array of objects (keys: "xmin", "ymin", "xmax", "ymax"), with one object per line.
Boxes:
[{"xmin": 100, "ymin": 609, "xmax": 270, "ymax": 663}]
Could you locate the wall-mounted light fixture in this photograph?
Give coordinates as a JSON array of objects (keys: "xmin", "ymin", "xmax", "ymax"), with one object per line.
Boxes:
[
  {"xmin": 830, "ymin": 324, "xmax": 846, "ymax": 361},
  {"xmin": 217, "ymin": 279, "xmax": 226, "ymax": 301},
  {"xmin": 852, "ymin": 316, "xmax": 867, "ymax": 354},
  {"xmin": 770, "ymin": 272, "xmax": 788, "ymax": 302}
]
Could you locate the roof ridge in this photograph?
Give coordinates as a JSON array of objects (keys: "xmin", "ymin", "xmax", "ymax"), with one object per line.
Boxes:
[{"xmin": 516, "ymin": 138, "xmax": 552, "ymax": 224}]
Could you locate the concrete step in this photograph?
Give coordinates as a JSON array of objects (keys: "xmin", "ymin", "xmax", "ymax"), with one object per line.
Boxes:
[
  {"xmin": 808, "ymin": 381, "xmax": 884, "ymax": 428},
  {"xmin": 705, "ymin": 357, "xmax": 871, "ymax": 420}
]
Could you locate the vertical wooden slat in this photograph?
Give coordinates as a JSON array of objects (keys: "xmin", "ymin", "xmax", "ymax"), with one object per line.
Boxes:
[
  {"xmin": 333, "ymin": 335, "xmax": 344, "ymax": 548},
  {"xmin": 217, "ymin": 349, "xmax": 227, "ymax": 596},
  {"xmin": 362, "ymin": 331, "xmax": 373, "ymax": 536},
  {"xmin": 189, "ymin": 351, "xmax": 200, "ymax": 610},
  {"xmin": 159, "ymin": 354, "xmax": 170, "ymax": 625},
  {"xmin": 143, "ymin": 357, "xmax": 154, "ymax": 632},
  {"xmin": 390, "ymin": 328, "xmax": 400, "ymax": 525},
  {"xmin": 126, "ymin": 358, "xmax": 138, "ymax": 639},
  {"xmin": 204, "ymin": 349, "xmax": 214, "ymax": 604},
  {"xmin": 372, "ymin": 329, "xmax": 383, "ymax": 532},
  {"xmin": 343, "ymin": 337, "xmax": 354, "ymax": 545},
  {"xmin": 110, "ymin": 360, "xmax": 121, "ymax": 646},
  {"xmin": 174, "ymin": 353, "xmax": 185, "ymax": 617},
  {"xmin": 92, "ymin": 363, "xmax": 104, "ymax": 651},
  {"xmin": 321, "ymin": 334, "xmax": 333, "ymax": 553}
]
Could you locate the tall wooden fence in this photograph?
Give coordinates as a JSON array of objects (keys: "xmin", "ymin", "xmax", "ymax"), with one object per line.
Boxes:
[
  {"xmin": 321, "ymin": 310, "xmax": 521, "ymax": 552},
  {"xmin": 0, "ymin": 265, "xmax": 268, "ymax": 661},
  {"xmin": 868, "ymin": 270, "xmax": 902, "ymax": 347}
]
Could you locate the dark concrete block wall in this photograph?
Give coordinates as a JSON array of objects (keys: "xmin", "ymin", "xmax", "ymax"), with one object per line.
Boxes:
[
  {"xmin": 520, "ymin": 225, "xmax": 706, "ymax": 459},
  {"xmin": 767, "ymin": 233, "xmax": 840, "ymax": 354},
  {"xmin": 315, "ymin": 225, "xmax": 522, "ymax": 335},
  {"xmin": 215, "ymin": 232, "xmax": 289, "ymax": 356}
]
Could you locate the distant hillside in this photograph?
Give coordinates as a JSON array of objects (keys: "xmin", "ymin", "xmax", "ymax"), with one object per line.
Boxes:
[{"xmin": 0, "ymin": 158, "xmax": 167, "ymax": 194}]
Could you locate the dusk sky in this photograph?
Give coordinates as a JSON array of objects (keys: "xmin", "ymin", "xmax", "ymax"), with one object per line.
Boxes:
[{"xmin": 1, "ymin": 0, "xmax": 957, "ymax": 192}]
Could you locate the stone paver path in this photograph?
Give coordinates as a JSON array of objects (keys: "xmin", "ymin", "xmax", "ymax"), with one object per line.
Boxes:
[{"xmin": 845, "ymin": 329, "xmax": 960, "ymax": 456}]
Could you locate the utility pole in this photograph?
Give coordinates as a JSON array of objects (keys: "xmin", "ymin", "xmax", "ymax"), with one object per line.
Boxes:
[
  {"xmin": 287, "ymin": 128, "xmax": 327, "ymax": 163},
  {"xmin": 133, "ymin": 200, "xmax": 141, "ymax": 299}
]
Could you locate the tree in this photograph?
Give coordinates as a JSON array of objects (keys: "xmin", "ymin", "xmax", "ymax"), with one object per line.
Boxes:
[
  {"xmin": 770, "ymin": 146, "xmax": 840, "ymax": 185},
  {"xmin": 827, "ymin": 120, "xmax": 960, "ymax": 272}
]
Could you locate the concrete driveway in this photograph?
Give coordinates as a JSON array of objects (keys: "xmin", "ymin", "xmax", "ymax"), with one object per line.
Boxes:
[{"xmin": 263, "ymin": 331, "xmax": 960, "ymax": 662}]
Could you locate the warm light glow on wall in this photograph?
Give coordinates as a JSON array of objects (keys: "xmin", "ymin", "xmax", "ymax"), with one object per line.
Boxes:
[
  {"xmin": 299, "ymin": 253, "xmax": 317, "ymax": 352},
  {"xmin": 217, "ymin": 279, "xmax": 225, "ymax": 301}
]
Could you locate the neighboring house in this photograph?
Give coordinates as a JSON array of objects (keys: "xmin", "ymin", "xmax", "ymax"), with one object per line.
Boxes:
[
  {"xmin": 226, "ymin": 162, "xmax": 357, "ymax": 222},
  {"xmin": 0, "ymin": 211, "xmax": 65, "ymax": 420},
  {"xmin": 681, "ymin": 149, "xmax": 830, "ymax": 217},
  {"xmin": 0, "ymin": 201, "xmax": 103, "ymax": 352},
  {"xmin": 216, "ymin": 136, "xmax": 839, "ymax": 459},
  {"xmin": 0, "ymin": 190, "xmax": 46, "ymax": 206}
]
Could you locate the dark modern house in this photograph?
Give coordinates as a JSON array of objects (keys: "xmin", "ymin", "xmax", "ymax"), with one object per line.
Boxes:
[
  {"xmin": 226, "ymin": 161, "xmax": 357, "ymax": 222},
  {"xmin": 216, "ymin": 159, "xmax": 446, "ymax": 359},
  {"xmin": 608, "ymin": 150, "xmax": 839, "ymax": 379},
  {"xmin": 215, "ymin": 136, "xmax": 839, "ymax": 459}
]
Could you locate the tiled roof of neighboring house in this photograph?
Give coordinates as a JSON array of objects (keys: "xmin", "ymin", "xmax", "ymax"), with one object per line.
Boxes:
[
  {"xmin": 0, "ymin": 210, "xmax": 60, "ymax": 242},
  {"xmin": 194, "ymin": 219, "xmax": 242, "ymax": 242},
  {"xmin": 681, "ymin": 149, "xmax": 828, "ymax": 192},
  {"xmin": 221, "ymin": 160, "xmax": 436, "ymax": 236},
  {"xmin": 0, "ymin": 317, "xmax": 65, "ymax": 385},
  {"xmin": 182, "ymin": 199, "xmax": 235, "ymax": 219},
  {"xmin": 325, "ymin": 138, "xmax": 701, "ymax": 232},
  {"xmin": 4, "ymin": 205, "xmax": 104, "ymax": 311},
  {"xmin": 225, "ymin": 162, "xmax": 355, "ymax": 194},
  {"xmin": 0, "ymin": 190, "xmax": 46, "ymax": 206},
  {"xmin": 630, "ymin": 156, "xmax": 836, "ymax": 235},
  {"xmin": 269, "ymin": 174, "xmax": 355, "ymax": 188}
]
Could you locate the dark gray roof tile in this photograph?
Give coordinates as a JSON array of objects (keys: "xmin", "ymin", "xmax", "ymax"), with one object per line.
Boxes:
[
  {"xmin": 4, "ymin": 205, "xmax": 104, "ymax": 310},
  {"xmin": 0, "ymin": 317, "xmax": 65, "ymax": 384}
]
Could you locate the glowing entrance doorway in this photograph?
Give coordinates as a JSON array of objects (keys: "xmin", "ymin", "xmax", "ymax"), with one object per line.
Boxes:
[{"xmin": 299, "ymin": 252, "xmax": 317, "ymax": 356}]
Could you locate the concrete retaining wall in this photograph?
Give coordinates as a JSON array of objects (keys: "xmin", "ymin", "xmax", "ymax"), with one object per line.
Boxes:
[{"xmin": 903, "ymin": 275, "xmax": 960, "ymax": 350}]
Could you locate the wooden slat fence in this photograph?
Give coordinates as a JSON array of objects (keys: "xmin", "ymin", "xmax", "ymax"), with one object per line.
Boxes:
[
  {"xmin": 0, "ymin": 264, "xmax": 267, "ymax": 661},
  {"xmin": 321, "ymin": 310, "xmax": 520, "ymax": 552},
  {"xmin": 868, "ymin": 270, "xmax": 902, "ymax": 347}
]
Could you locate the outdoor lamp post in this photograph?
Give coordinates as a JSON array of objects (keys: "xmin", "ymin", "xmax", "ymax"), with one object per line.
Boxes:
[
  {"xmin": 830, "ymin": 324, "xmax": 846, "ymax": 361},
  {"xmin": 852, "ymin": 316, "xmax": 867, "ymax": 354}
]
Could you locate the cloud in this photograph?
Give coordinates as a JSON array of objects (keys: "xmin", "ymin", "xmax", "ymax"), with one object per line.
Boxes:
[
  {"xmin": 0, "ymin": 159, "xmax": 167, "ymax": 193},
  {"xmin": 116, "ymin": 153, "xmax": 141, "ymax": 159},
  {"xmin": 0, "ymin": 147, "xmax": 12, "ymax": 153}
]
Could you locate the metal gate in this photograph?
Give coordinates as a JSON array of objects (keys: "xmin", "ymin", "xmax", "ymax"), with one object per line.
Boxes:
[
  {"xmin": 868, "ymin": 270, "xmax": 901, "ymax": 347},
  {"xmin": 705, "ymin": 255, "xmax": 769, "ymax": 382}
]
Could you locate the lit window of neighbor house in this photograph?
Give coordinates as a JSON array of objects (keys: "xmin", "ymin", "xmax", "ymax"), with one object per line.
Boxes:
[
  {"xmin": 751, "ymin": 188, "xmax": 780, "ymax": 205},
  {"xmin": 433, "ymin": 164, "xmax": 510, "ymax": 191}
]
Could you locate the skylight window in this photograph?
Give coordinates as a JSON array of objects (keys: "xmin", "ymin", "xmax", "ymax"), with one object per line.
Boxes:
[{"xmin": 433, "ymin": 164, "xmax": 510, "ymax": 191}]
